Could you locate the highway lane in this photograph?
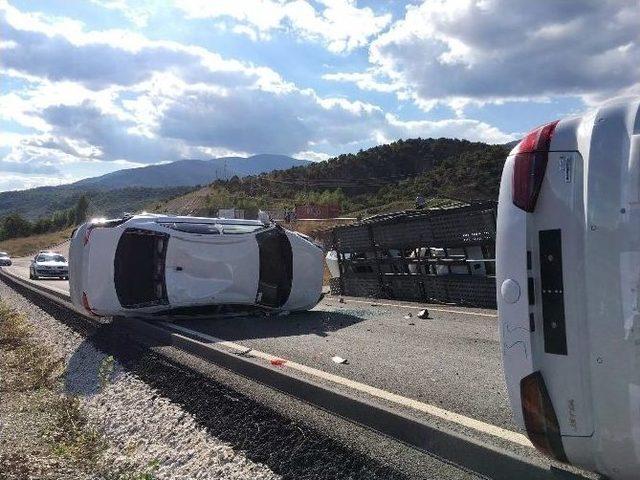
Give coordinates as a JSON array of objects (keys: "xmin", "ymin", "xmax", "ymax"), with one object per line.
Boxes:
[
  {"xmin": 3, "ymin": 260, "xmax": 604, "ymax": 478},
  {"xmin": 4, "ymin": 252, "xmax": 515, "ymax": 433}
]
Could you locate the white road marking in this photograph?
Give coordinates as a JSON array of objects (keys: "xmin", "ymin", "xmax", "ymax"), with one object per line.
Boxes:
[
  {"xmin": 162, "ymin": 322, "xmax": 532, "ymax": 448},
  {"xmin": 343, "ymin": 298, "xmax": 498, "ymax": 318}
]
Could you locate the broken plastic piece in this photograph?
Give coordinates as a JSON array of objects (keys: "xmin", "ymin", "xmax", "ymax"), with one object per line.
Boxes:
[
  {"xmin": 332, "ymin": 356, "xmax": 348, "ymax": 364},
  {"xmin": 270, "ymin": 358, "xmax": 286, "ymax": 366},
  {"xmin": 417, "ymin": 308, "xmax": 430, "ymax": 319}
]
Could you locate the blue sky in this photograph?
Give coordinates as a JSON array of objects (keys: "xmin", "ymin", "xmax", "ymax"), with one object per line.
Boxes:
[{"xmin": 1, "ymin": 0, "xmax": 638, "ymax": 191}]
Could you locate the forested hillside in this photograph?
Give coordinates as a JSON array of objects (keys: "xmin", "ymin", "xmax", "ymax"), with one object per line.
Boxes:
[
  {"xmin": 0, "ymin": 185, "xmax": 194, "ymax": 221},
  {"xmin": 156, "ymin": 138, "xmax": 511, "ymax": 217}
]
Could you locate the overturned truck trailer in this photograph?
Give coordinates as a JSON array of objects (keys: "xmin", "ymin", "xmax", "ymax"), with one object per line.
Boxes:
[{"xmin": 329, "ymin": 202, "xmax": 497, "ymax": 308}]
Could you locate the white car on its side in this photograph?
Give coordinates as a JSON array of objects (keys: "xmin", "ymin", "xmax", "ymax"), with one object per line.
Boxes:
[
  {"xmin": 69, "ymin": 214, "xmax": 324, "ymax": 318},
  {"xmin": 497, "ymin": 98, "xmax": 640, "ymax": 479}
]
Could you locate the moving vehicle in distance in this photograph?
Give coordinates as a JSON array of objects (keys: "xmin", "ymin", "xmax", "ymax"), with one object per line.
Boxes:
[
  {"xmin": 30, "ymin": 251, "xmax": 69, "ymax": 280},
  {"xmin": 0, "ymin": 252, "xmax": 11, "ymax": 266},
  {"xmin": 69, "ymin": 214, "xmax": 324, "ymax": 318},
  {"xmin": 497, "ymin": 98, "xmax": 640, "ymax": 479}
]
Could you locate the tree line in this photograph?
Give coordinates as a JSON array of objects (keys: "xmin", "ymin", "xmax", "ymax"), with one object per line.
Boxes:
[{"xmin": 0, "ymin": 195, "xmax": 89, "ymax": 241}]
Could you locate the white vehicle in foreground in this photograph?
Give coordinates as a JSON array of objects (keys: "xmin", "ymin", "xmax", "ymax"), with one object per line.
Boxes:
[
  {"xmin": 497, "ymin": 98, "xmax": 640, "ymax": 479},
  {"xmin": 69, "ymin": 214, "xmax": 324, "ymax": 318}
]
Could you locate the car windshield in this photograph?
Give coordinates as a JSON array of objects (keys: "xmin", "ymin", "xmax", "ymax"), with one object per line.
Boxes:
[
  {"xmin": 0, "ymin": 252, "xmax": 8, "ymax": 257},
  {"xmin": 36, "ymin": 254, "xmax": 66, "ymax": 262}
]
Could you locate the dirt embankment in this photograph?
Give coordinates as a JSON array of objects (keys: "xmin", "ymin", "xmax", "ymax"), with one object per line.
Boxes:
[{"xmin": 0, "ymin": 228, "xmax": 74, "ymax": 258}]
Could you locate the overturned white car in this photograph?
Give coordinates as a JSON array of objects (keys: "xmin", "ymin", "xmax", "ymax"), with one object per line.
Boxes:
[{"xmin": 69, "ymin": 214, "xmax": 324, "ymax": 317}]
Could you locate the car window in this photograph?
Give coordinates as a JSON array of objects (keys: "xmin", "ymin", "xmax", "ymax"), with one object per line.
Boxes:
[
  {"xmin": 221, "ymin": 224, "xmax": 264, "ymax": 234},
  {"xmin": 159, "ymin": 222, "xmax": 220, "ymax": 234},
  {"xmin": 36, "ymin": 254, "xmax": 66, "ymax": 262}
]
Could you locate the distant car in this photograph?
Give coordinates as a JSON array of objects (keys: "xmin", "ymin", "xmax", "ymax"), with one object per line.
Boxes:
[
  {"xmin": 497, "ymin": 99, "xmax": 640, "ymax": 478},
  {"xmin": 69, "ymin": 214, "xmax": 324, "ymax": 318},
  {"xmin": 30, "ymin": 251, "xmax": 69, "ymax": 279},
  {"xmin": 0, "ymin": 251, "xmax": 11, "ymax": 266}
]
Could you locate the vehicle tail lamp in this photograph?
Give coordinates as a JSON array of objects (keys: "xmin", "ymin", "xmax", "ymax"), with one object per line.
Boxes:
[
  {"xmin": 83, "ymin": 225, "xmax": 95, "ymax": 245},
  {"xmin": 512, "ymin": 120, "xmax": 559, "ymax": 212},
  {"xmin": 520, "ymin": 371, "xmax": 568, "ymax": 462},
  {"xmin": 82, "ymin": 291, "xmax": 95, "ymax": 315}
]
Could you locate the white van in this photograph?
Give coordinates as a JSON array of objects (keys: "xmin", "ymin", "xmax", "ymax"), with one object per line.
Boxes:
[{"xmin": 497, "ymin": 98, "xmax": 640, "ymax": 479}]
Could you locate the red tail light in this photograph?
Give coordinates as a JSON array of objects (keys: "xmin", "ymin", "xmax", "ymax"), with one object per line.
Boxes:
[
  {"xmin": 83, "ymin": 225, "xmax": 95, "ymax": 245},
  {"xmin": 82, "ymin": 291, "xmax": 96, "ymax": 315},
  {"xmin": 520, "ymin": 371, "xmax": 568, "ymax": 462},
  {"xmin": 512, "ymin": 120, "xmax": 559, "ymax": 212}
]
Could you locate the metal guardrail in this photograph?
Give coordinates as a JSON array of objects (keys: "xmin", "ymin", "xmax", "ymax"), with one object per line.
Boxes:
[{"xmin": 0, "ymin": 267, "xmax": 582, "ymax": 479}]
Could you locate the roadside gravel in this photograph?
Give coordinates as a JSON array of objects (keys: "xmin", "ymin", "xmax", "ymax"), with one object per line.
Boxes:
[{"xmin": 0, "ymin": 282, "xmax": 279, "ymax": 480}]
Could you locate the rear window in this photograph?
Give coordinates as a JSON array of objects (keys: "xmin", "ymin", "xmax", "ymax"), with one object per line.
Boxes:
[{"xmin": 37, "ymin": 254, "xmax": 66, "ymax": 262}]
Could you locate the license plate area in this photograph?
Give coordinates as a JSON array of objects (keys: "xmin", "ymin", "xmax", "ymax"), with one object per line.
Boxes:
[{"xmin": 539, "ymin": 229, "xmax": 567, "ymax": 355}]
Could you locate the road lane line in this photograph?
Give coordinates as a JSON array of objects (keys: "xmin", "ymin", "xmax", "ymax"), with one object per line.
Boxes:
[
  {"xmin": 342, "ymin": 298, "xmax": 498, "ymax": 318},
  {"xmin": 162, "ymin": 322, "xmax": 531, "ymax": 448}
]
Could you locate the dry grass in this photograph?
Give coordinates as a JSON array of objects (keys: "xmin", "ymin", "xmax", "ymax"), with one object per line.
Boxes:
[
  {"xmin": 0, "ymin": 227, "xmax": 74, "ymax": 257},
  {"xmin": 0, "ymin": 301, "xmax": 158, "ymax": 480},
  {"xmin": 0, "ymin": 303, "xmax": 64, "ymax": 392}
]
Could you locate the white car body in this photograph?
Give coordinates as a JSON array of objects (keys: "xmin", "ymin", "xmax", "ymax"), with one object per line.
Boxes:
[
  {"xmin": 497, "ymin": 98, "xmax": 640, "ymax": 478},
  {"xmin": 0, "ymin": 251, "xmax": 11, "ymax": 266},
  {"xmin": 69, "ymin": 214, "xmax": 324, "ymax": 318},
  {"xmin": 30, "ymin": 251, "xmax": 68, "ymax": 279}
]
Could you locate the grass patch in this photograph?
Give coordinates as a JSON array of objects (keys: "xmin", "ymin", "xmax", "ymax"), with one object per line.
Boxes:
[
  {"xmin": 0, "ymin": 226, "xmax": 74, "ymax": 257},
  {"xmin": 0, "ymin": 301, "xmax": 158, "ymax": 479}
]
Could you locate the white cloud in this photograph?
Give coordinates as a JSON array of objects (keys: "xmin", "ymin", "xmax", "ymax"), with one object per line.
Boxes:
[
  {"xmin": 89, "ymin": 0, "xmax": 158, "ymax": 28},
  {"xmin": 0, "ymin": 0, "xmax": 516, "ymax": 191},
  {"xmin": 331, "ymin": 0, "xmax": 640, "ymax": 111},
  {"xmin": 173, "ymin": 0, "xmax": 392, "ymax": 53},
  {"xmin": 294, "ymin": 150, "xmax": 330, "ymax": 162}
]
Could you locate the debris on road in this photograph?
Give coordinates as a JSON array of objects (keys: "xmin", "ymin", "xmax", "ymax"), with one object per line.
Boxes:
[
  {"xmin": 331, "ymin": 356, "xmax": 348, "ymax": 364},
  {"xmin": 270, "ymin": 358, "xmax": 286, "ymax": 366},
  {"xmin": 417, "ymin": 308, "xmax": 430, "ymax": 319},
  {"xmin": 404, "ymin": 313, "xmax": 413, "ymax": 319},
  {"xmin": 338, "ymin": 297, "xmax": 345, "ymax": 303}
]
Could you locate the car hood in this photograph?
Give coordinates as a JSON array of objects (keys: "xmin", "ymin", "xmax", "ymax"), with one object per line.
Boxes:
[
  {"xmin": 34, "ymin": 261, "xmax": 68, "ymax": 267},
  {"xmin": 164, "ymin": 234, "xmax": 260, "ymax": 306}
]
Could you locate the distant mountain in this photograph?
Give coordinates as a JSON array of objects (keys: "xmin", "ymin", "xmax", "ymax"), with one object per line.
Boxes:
[
  {"xmin": 158, "ymin": 137, "xmax": 512, "ymax": 217},
  {"xmin": 0, "ymin": 154, "xmax": 310, "ymax": 220},
  {"xmin": 73, "ymin": 154, "xmax": 309, "ymax": 189}
]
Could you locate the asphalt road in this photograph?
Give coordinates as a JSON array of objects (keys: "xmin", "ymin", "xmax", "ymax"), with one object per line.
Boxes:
[
  {"xmin": 2, "ymin": 250, "xmax": 602, "ymax": 479},
  {"xmin": 5, "ymin": 247, "xmax": 514, "ymax": 431}
]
